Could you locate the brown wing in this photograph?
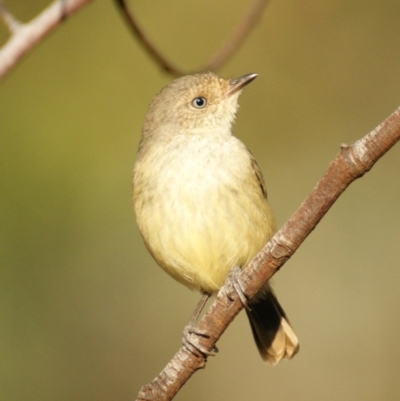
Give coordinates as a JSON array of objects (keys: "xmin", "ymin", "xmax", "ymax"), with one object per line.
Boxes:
[{"xmin": 248, "ymin": 150, "xmax": 268, "ymax": 199}]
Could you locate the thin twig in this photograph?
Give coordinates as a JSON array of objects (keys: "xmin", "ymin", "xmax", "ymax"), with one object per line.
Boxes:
[
  {"xmin": 0, "ymin": 1, "xmax": 22, "ymax": 34},
  {"xmin": 0, "ymin": 0, "xmax": 94, "ymax": 80},
  {"xmin": 203, "ymin": 0, "xmax": 270, "ymax": 71},
  {"xmin": 113, "ymin": 0, "xmax": 183, "ymax": 76},
  {"xmin": 136, "ymin": 106, "xmax": 400, "ymax": 401},
  {"xmin": 0, "ymin": 0, "xmax": 268, "ymax": 80},
  {"xmin": 113, "ymin": 0, "xmax": 270, "ymax": 77}
]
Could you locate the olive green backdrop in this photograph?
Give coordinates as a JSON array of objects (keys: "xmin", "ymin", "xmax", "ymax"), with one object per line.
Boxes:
[{"xmin": 1, "ymin": 1, "xmax": 400, "ymax": 400}]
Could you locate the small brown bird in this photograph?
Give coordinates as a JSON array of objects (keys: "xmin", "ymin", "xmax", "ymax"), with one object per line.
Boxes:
[{"xmin": 133, "ymin": 72, "xmax": 299, "ymax": 364}]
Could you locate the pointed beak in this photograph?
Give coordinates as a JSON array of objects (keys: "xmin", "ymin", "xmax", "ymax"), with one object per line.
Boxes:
[{"xmin": 224, "ymin": 73, "xmax": 258, "ymax": 97}]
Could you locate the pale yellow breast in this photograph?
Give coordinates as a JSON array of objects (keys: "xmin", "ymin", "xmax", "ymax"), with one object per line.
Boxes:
[{"xmin": 133, "ymin": 133, "xmax": 276, "ymax": 294}]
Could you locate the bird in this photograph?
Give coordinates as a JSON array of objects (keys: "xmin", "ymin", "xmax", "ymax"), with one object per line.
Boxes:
[{"xmin": 132, "ymin": 72, "xmax": 299, "ymax": 364}]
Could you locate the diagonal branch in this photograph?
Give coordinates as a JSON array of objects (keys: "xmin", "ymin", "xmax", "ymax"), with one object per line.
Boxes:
[
  {"xmin": 136, "ymin": 106, "xmax": 400, "ymax": 401},
  {"xmin": 113, "ymin": 0, "xmax": 270, "ymax": 77},
  {"xmin": 0, "ymin": 0, "xmax": 94, "ymax": 80}
]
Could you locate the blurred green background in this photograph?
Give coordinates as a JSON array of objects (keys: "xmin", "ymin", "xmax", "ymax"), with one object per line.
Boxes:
[{"xmin": 1, "ymin": 1, "xmax": 400, "ymax": 400}]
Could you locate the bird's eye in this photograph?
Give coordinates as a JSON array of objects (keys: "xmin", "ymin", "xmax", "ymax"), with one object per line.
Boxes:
[{"xmin": 191, "ymin": 97, "xmax": 207, "ymax": 109}]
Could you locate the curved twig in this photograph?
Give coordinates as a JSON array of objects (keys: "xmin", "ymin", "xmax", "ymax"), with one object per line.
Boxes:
[
  {"xmin": 136, "ymin": 107, "xmax": 400, "ymax": 401},
  {"xmin": 202, "ymin": 0, "xmax": 269, "ymax": 71},
  {"xmin": 0, "ymin": 0, "xmax": 268, "ymax": 80},
  {"xmin": 114, "ymin": 0, "xmax": 270, "ymax": 77}
]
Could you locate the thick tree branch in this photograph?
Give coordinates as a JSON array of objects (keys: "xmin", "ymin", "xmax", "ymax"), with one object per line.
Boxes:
[
  {"xmin": 114, "ymin": 0, "xmax": 270, "ymax": 77},
  {"xmin": 0, "ymin": 0, "xmax": 94, "ymax": 79},
  {"xmin": 137, "ymin": 106, "xmax": 400, "ymax": 401}
]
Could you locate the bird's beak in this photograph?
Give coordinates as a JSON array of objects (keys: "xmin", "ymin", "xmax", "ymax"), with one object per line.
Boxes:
[{"xmin": 224, "ymin": 73, "xmax": 258, "ymax": 97}]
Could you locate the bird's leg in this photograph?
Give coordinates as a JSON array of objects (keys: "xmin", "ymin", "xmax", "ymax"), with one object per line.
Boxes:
[
  {"xmin": 182, "ymin": 293, "xmax": 218, "ymax": 357},
  {"xmin": 189, "ymin": 292, "xmax": 209, "ymax": 323},
  {"xmin": 224, "ymin": 265, "xmax": 252, "ymax": 311}
]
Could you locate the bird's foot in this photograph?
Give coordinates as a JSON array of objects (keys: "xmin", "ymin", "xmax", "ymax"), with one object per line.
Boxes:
[
  {"xmin": 224, "ymin": 266, "xmax": 252, "ymax": 311},
  {"xmin": 182, "ymin": 323, "xmax": 218, "ymax": 357}
]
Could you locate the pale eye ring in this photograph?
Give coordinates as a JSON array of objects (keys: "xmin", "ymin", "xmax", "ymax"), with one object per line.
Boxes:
[{"xmin": 191, "ymin": 97, "xmax": 207, "ymax": 108}]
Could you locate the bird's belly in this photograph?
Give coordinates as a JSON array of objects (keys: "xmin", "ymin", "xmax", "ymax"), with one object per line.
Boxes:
[{"xmin": 134, "ymin": 136, "xmax": 275, "ymax": 293}]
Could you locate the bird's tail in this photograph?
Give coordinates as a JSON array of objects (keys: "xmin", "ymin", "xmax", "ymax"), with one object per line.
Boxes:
[{"xmin": 246, "ymin": 285, "xmax": 299, "ymax": 365}]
